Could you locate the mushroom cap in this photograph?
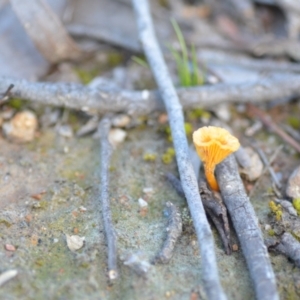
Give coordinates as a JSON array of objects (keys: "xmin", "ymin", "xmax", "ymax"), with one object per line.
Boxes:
[{"xmin": 193, "ymin": 126, "xmax": 240, "ymax": 167}]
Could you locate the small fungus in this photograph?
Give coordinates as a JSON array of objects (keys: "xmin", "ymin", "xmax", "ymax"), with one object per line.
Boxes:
[{"xmin": 193, "ymin": 126, "xmax": 240, "ymax": 191}]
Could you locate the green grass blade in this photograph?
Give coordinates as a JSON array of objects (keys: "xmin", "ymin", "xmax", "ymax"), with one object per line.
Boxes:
[{"xmin": 131, "ymin": 56, "xmax": 149, "ymax": 68}]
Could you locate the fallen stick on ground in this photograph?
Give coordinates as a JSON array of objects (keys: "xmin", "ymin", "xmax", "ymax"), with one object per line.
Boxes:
[
  {"xmin": 247, "ymin": 103, "xmax": 300, "ymax": 153},
  {"xmin": 1, "ymin": 74, "xmax": 300, "ymax": 115},
  {"xmin": 131, "ymin": 0, "xmax": 226, "ymax": 299},
  {"xmin": 266, "ymin": 232, "xmax": 300, "ymax": 268},
  {"xmin": 99, "ymin": 117, "xmax": 118, "ymax": 282},
  {"xmin": 166, "ymin": 173, "xmax": 231, "ymax": 255},
  {"xmin": 252, "ymin": 144, "xmax": 282, "ymax": 190},
  {"xmin": 216, "ymin": 155, "xmax": 279, "ymax": 300},
  {"xmin": 154, "ymin": 201, "xmax": 182, "ymax": 264}
]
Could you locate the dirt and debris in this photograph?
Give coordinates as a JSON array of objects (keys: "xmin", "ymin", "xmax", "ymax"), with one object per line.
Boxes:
[
  {"xmin": 2, "ymin": 110, "xmax": 38, "ymax": 143},
  {"xmin": 286, "ymin": 165, "xmax": 300, "ymax": 199},
  {"xmin": 0, "ymin": 0, "xmax": 300, "ymax": 299}
]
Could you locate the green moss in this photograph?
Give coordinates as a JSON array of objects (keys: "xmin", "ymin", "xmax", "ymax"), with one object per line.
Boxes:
[
  {"xmin": 107, "ymin": 52, "xmax": 123, "ymax": 67},
  {"xmin": 293, "ymin": 198, "xmax": 300, "ymax": 215},
  {"xmin": 285, "ymin": 283, "xmax": 299, "ymax": 300},
  {"xmin": 143, "ymin": 153, "xmax": 157, "ymax": 162},
  {"xmin": 32, "ymin": 200, "xmax": 48, "ymax": 209},
  {"xmin": 161, "ymin": 147, "xmax": 176, "ymax": 164},
  {"xmin": 35, "ymin": 257, "xmax": 45, "ymax": 267},
  {"xmin": 166, "ymin": 147, "xmax": 175, "ymax": 156},
  {"xmin": 269, "ymin": 201, "xmax": 282, "ymax": 221},
  {"xmin": 0, "ymin": 219, "xmax": 12, "ymax": 227},
  {"xmin": 268, "ymin": 229, "xmax": 275, "ymax": 236},
  {"xmin": 184, "ymin": 122, "xmax": 193, "ymax": 137},
  {"xmin": 7, "ymin": 98, "xmax": 24, "ymax": 109},
  {"xmin": 287, "ymin": 116, "xmax": 300, "ymax": 129},
  {"xmin": 162, "ymin": 153, "xmax": 173, "ymax": 164},
  {"xmin": 75, "ymin": 68, "xmax": 99, "ymax": 85}
]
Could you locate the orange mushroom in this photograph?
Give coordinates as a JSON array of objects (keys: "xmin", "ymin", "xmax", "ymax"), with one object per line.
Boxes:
[{"xmin": 193, "ymin": 126, "xmax": 240, "ymax": 191}]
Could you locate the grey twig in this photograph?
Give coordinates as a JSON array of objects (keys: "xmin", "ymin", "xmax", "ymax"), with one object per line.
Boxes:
[
  {"xmin": 252, "ymin": 144, "xmax": 282, "ymax": 190},
  {"xmin": 247, "ymin": 103, "xmax": 300, "ymax": 153},
  {"xmin": 165, "ymin": 173, "xmax": 185, "ymax": 198},
  {"xmin": 199, "ymin": 182, "xmax": 231, "ymax": 255},
  {"xmin": 99, "ymin": 117, "xmax": 118, "ymax": 282},
  {"xmin": 216, "ymin": 155, "xmax": 279, "ymax": 300},
  {"xmin": 155, "ymin": 202, "xmax": 182, "ymax": 264},
  {"xmin": 266, "ymin": 232, "xmax": 300, "ymax": 268},
  {"xmin": 167, "ymin": 173, "xmax": 232, "ymax": 255},
  {"xmin": 0, "ymin": 84, "xmax": 14, "ymax": 104},
  {"xmin": 1, "ymin": 74, "xmax": 300, "ymax": 115},
  {"xmin": 131, "ymin": 0, "xmax": 226, "ymax": 299}
]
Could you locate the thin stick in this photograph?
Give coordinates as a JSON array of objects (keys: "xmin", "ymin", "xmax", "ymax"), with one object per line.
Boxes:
[
  {"xmin": 282, "ymin": 124, "xmax": 300, "ymax": 142},
  {"xmin": 216, "ymin": 155, "xmax": 279, "ymax": 300},
  {"xmin": 131, "ymin": 1, "xmax": 227, "ymax": 298},
  {"xmin": 267, "ymin": 232, "xmax": 300, "ymax": 268},
  {"xmin": 252, "ymin": 144, "xmax": 282, "ymax": 190},
  {"xmin": 155, "ymin": 201, "xmax": 183, "ymax": 264},
  {"xmin": 247, "ymin": 103, "xmax": 300, "ymax": 153},
  {"xmin": 166, "ymin": 173, "xmax": 232, "ymax": 255},
  {"xmin": 1, "ymin": 74, "xmax": 300, "ymax": 115},
  {"xmin": 99, "ymin": 117, "xmax": 118, "ymax": 282},
  {"xmin": 0, "ymin": 84, "xmax": 14, "ymax": 104}
]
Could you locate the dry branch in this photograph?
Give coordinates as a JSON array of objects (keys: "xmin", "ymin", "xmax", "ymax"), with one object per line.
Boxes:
[
  {"xmin": 99, "ymin": 117, "xmax": 118, "ymax": 282},
  {"xmin": 216, "ymin": 155, "xmax": 279, "ymax": 300},
  {"xmin": 10, "ymin": 0, "xmax": 83, "ymax": 63},
  {"xmin": 247, "ymin": 103, "xmax": 300, "ymax": 153},
  {"xmin": 267, "ymin": 232, "xmax": 300, "ymax": 268},
  {"xmin": 131, "ymin": 0, "xmax": 226, "ymax": 299},
  {"xmin": 155, "ymin": 202, "xmax": 182, "ymax": 264},
  {"xmin": 1, "ymin": 74, "xmax": 300, "ymax": 115}
]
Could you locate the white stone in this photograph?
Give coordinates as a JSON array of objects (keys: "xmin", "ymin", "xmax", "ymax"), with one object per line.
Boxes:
[
  {"xmin": 138, "ymin": 198, "xmax": 148, "ymax": 208},
  {"xmin": 66, "ymin": 234, "xmax": 85, "ymax": 252},
  {"xmin": 3, "ymin": 110, "xmax": 38, "ymax": 143},
  {"xmin": 112, "ymin": 114, "xmax": 131, "ymax": 127},
  {"xmin": 108, "ymin": 128, "xmax": 127, "ymax": 147}
]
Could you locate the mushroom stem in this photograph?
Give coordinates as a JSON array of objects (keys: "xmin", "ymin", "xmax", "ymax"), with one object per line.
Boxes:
[{"xmin": 205, "ymin": 164, "xmax": 219, "ymax": 191}]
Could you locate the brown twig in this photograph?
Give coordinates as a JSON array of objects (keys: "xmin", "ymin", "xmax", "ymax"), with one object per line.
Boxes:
[
  {"xmin": 131, "ymin": 0, "xmax": 227, "ymax": 298},
  {"xmin": 252, "ymin": 143, "xmax": 282, "ymax": 190},
  {"xmin": 166, "ymin": 174, "xmax": 232, "ymax": 255},
  {"xmin": 99, "ymin": 117, "xmax": 118, "ymax": 283},
  {"xmin": 216, "ymin": 155, "xmax": 279, "ymax": 300},
  {"xmin": 0, "ymin": 84, "xmax": 14, "ymax": 104},
  {"xmin": 247, "ymin": 103, "xmax": 300, "ymax": 153},
  {"xmin": 154, "ymin": 201, "xmax": 183, "ymax": 264},
  {"xmin": 2, "ymin": 74, "xmax": 300, "ymax": 115},
  {"xmin": 266, "ymin": 232, "xmax": 300, "ymax": 268}
]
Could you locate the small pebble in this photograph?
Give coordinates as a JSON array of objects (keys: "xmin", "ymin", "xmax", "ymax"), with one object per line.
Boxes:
[
  {"xmin": 158, "ymin": 113, "xmax": 168, "ymax": 124},
  {"xmin": 138, "ymin": 198, "xmax": 148, "ymax": 208},
  {"xmin": 245, "ymin": 121, "xmax": 262, "ymax": 136},
  {"xmin": 4, "ymin": 244, "xmax": 16, "ymax": 252},
  {"xmin": 122, "ymin": 252, "xmax": 151, "ymax": 276},
  {"xmin": 212, "ymin": 103, "xmax": 231, "ymax": 122},
  {"xmin": 232, "ymin": 244, "xmax": 239, "ymax": 251},
  {"xmin": 286, "ymin": 165, "xmax": 300, "ymax": 199},
  {"xmin": 240, "ymin": 147, "xmax": 263, "ymax": 181},
  {"xmin": 57, "ymin": 124, "xmax": 73, "ymax": 138},
  {"xmin": 277, "ymin": 199, "xmax": 298, "ymax": 217},
  {"xmin": 66, "ymin": 235, "xmax": 85, "ymax": 252},
  {"xmin": 265, "ymin": 224, "xmax": 271, "ymax": 231},
  {"xmin": 112, "ymin": 114, "xmax": 131, "ymax": 127},
  {"xmin": 108, "ymin": 128, "xmax": 127, "ymax": 147},
  {"xmin": 0, "ymin": 270, "xmax": 18, "ymax": 287},
  {"xmin": 76, "ymin": 116, "xmax": 99, "ymax": 137},
  {"xmin": 3, "ymin": 110, "xmax": 38, "ymax": 143},
  {"xmin": 143, "ymin": 187, "xmax": 154, "ymax": 194},
  {"xmin": 79, "ymin": 206, "xmax": 87, "ymax": 212}
]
